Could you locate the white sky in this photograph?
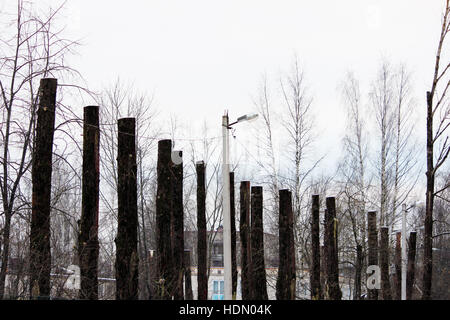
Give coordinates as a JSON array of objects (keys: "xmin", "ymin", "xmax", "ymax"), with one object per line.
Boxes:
[{"xmin": 11, "ymin": 0, "xmax": 447, "ymax": 186}]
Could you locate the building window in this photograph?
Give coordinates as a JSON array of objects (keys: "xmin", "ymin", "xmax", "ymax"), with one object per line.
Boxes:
[{"xmin": 212, "ymin": 280, "xmax": 224, "ymax": 300}]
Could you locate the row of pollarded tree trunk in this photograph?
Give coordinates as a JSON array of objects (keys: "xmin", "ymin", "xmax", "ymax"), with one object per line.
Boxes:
[
  {"xmin": 29, "ymin": 79, "xmax": 274, "ymax": 300},
  {"xmin": 28, "ymin": 78, "xmax": 419, "ymax": 301},
  {"xmin": 29, "ymin": 80, "xmax": 189, "ymax": 300},
  {"xmin": 30, "ymin": 80, "xmax": 103, "ymax": 299},
  {"xmin": 366, "ymin": 211, "xmax": 417, "ymax": 300},
  {"xmin": 27, "ymin": 87, "xmax": 330, "ymax": 300},
  {"xmin": 29, "ymin": 79, "xmax": 104, "ymax": 299},
  {"xmin": 30, "ymin": 78, "xmax": 139, "ymax": 299},
  {"xmin": 30, "ymin": 78, "xmax": 172, "ymax": 300},
  {"xmin": 308, "ymin": 197, "xmax": 418, "ymax": 300}
]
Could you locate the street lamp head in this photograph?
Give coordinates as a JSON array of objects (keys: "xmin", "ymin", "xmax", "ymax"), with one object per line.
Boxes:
[
  {"xmin": 411, "ymin": 200, "xmax": 424, "ymax": 208},
  {"xmin": 404, "ymin": 200, "xmax": 425, "ymax": 212},
  {"xmin": 237, "ymin": 113, "xmax": 258, "ymax": 123}
]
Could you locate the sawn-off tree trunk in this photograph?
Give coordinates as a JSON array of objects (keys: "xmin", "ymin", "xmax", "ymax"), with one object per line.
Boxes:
[
  {"xmin": 406, "ymin": 231, "xmax": 417, "ymax": 300},
  {"xmin": 379, "ymin": 227, "xmax": 392, "ymax": 300},
  {"xmin": 324, "ymin": 197, "xmax": 341, "ymax": 300},
  {"xmin": 78, "ymin": 105, "xmax": 100, "ymax": 300},
  {"xmin": 172, "ymin": 150, "xmax": 184, "ymax": 300},
  {"xmin": 156, "ymin": 139, "xmax": 174, "ymax": 299},
  {"xmin": 239, "ymin": 181, "xmax": 252, "ymax": 300},
  {"xmin": 115, "ymin": 118, "xmax": 139, "ymax": 300},
  {"xmin": 310, "ymin": 194, "xmax": 321, "ymax": 300},
  {"xmin": 367, "ymin": 211, "xmax": 378, "ymax": 300},
  {"xmin": 250, "ymin": 186, "xmax": 268, "ymax": 300},
  {"xmin": 230, "ymin": 172, "xmax": 238, "ymax": 299},
  {"xmin": 184, "ymin": 250, "xmax": 194, "ymax": 300},
  {"xmin": 30, "ymin": 78, "xmax": 57, "ymax": 299},
  {"xmin": 276, "ymin": 189, "xmax": 296, "ymax": 300},
  {"xmin": 196, "ymin": 161, "xmax": 208, "ymax": 300},
  {"xmin": 354, "ymin": 244, "xmax": 363, "ymax": 300}
]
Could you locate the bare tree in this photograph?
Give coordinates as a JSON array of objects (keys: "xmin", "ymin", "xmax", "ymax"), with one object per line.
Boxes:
[
  {"xmin": 280, "ymin": 57, "xmax": 315, "ymax": 219},
  {"xmin": 369, "ymin": 61, "xmax": 397, "ymax": 228},
  {"xmin": 337, "ymin": 71, "xmax": 370, "ymax": 298},
  {"xmin": 279, "ymin": 56, "xmax": 322, "ymax": 290},
  {"xmin": 252, "ymin": 74, "xmax": 279, "ymax": 233},
  {"xmin": 0, "ymin": 0, "xmax": 79, "ymax": 299},
  {"xmin": 423, "ymin": 0, "xmax": 450, "ymax": 299},
  {"xmin": 369, "ymin": 61, "xmax": 419, "ymax": 230}
]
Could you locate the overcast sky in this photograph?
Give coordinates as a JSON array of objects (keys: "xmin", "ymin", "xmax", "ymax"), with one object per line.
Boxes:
[{"xmin": 10, "ymin": 0, "xmax": 447, "ymax": 191}]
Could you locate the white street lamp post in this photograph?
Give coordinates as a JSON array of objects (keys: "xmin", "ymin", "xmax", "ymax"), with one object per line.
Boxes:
[
  {"xmin": 222, "ymin": 111, "xmax": 257, "ymax": 300},
  {"xmin": 222, "ymin": 113, "xmax": 232, "ymax": 300}
]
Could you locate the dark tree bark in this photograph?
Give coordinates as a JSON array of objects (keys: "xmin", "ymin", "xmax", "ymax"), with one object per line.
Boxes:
[
  {"xmin": 156, "ymin": 139, "xmax": 174, "ymax": 299},
  {"xmin": 276, "ymin": 189, "xmax": 296, "ymax": 300},
  {"xmin": 229, "ymin": 172, "xmax": 237, "ymax": 299},
  {"xmin": 250, "ymin": 186, "xmax": 268, "ymax": 300},
  {"xmin": 78, "ymin": 105, "xmax": 100, "ymax": 300},
  {"xmin": 394, "ymin": 232, "xmax": 402, "ymax": 300},
  {"xmin": 310, "ymin": 194, "xmax": 321, "ymax": 300},
  {"xmin": 196, "ymin": 161, "xmax": 208, "ymax": 300},
  {"xmin": 406, "ymin": 231, "xmax": 417, "ymax": 300},
  {"xmin": 367, "ymin": 211, "xmax": 378, "ymax": 300},
  {"xmin": 320, "ymin": 245, "xmax": 326, "ymax": 298},
  {"xmin": 229, "ymin": 174, "xmax": 238, "ymax": 298},
  {"xmin": 115, "ymin": 118, "xmax": 139, "ymax": 300},
  {"xmin": 354, "ymin": 244, "xmax": 363, "ymax": 300},
  {"xmin": 148, "ymin": 250, "xmax": 157, "ymax": 299},
  {"xmin": 276, "ymin": 190, "xmax": 289, "ymax": 300},
  {"xmin": 287, "ymin": 191, "xmax": 296, "ymax": 299},
  {"xmin": 379, "ymin": 227, "xmax": 392, "ymax": 300},
  {"xmin": 30, "ymin": 78, "xmax": 57, "ymax": 299},
  {"xmin": 239, "ymin": 181, "xmax": 252, "ymax": 300},
  {"xmin": 184, "ymin": 250, "xmax": 194, "ymax": 300},
  {"xmin": 424, "ymin": 91, "xmax": 435, "ymax": 300},
  {"xmin": 324, "ymin": 197, "xmax": 341, "ymax": 300},
  {"xmin": 172, "ymin": 150, "xmax": 184, "ymax": 300}
]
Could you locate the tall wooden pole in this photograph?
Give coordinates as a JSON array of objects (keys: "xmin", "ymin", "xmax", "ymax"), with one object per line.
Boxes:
[
  {"xmin": 78, "ymin": 105, "xmax": 100, "ymax": 300},
  {"xmin": 310, "ymin": 194, "xmax": 321, "ymax": 300},
  {"xmin": 196, "ymin": 161, "xmax": 208, "ymax": 300},
  {"xmin": 156, "ymin": 139, "xmax": 173, "ymax": 299},
  {"xmin": 324, "ymin": 197, "xmax": 341, "ymax": 300},
  {"xmin": 239, "ymin": 181, "xmax": 252, "ymax": 300},
  {"xmin": 379, "ymin": 226, "xmax": 392, "ymax": 300},
  {"xmin": 172, "ymin": 150, "xmax": 184, "ymax": 300},
  {"xmin": 367, "ymin": 211, "xmax": 378, "ymax": 300},
  {"xmin": 250, "ymin": 186, "xmax": 268, "ymax": 300},
  {"xmin": 30, "ymin": 78, "xmax": 57, "ymax": 299},
  {"xmin": 406, "ymin": 231, "xmax": 417, "ymax": 300},
  {"xmin": 115, "ymin": 118, "xmax": 138, "ymax": 300},
  {"xmin": 229, "ymin": 172, "xmax": 237, "ymax": 299}
]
